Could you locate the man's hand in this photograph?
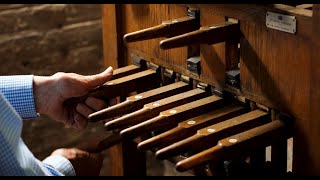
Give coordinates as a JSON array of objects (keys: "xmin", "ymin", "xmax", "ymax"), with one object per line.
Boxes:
[
  {"xmin": 50, "ymin": 148, "xmax": 103, "ymax": 176},
  {"xmin": 33, "ymin": 66, "xmax": 116, "ymax": 129}
]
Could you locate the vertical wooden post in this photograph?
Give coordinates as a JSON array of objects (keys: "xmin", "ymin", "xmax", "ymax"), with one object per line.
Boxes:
[
  {"xmin": 249, "ymin": 102, "xmax": 266, "ymax": 175},
  {"xmin": 298, "ymin": 4, "xmax": 320, "ymax": 175},
  {"xmin": 270, "ymin": 110, "xmax": 287, "ymax": 175},
  {"xmin": 109, "ymin": 140, "xmax": 146, "ymax": 176},
  {"xmin": 101, "ymin": 4, "xmax": 147, "ymax": 176},
  {"xmin": 102, "ymin": 4, "xmax": 125, "ymax": 69}
]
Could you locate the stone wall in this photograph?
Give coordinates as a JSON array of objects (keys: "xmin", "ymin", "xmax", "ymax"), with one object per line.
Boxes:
[
  {"xmin": 0, "ymin": 4, "xmax": 112, "ymax": 176},
  {"xmin": 0, "ymin": 4, "xmax": 104, "ymax": 76}
]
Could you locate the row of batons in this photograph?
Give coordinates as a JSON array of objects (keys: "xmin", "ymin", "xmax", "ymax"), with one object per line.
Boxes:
[{"xmin": 85, "ymin": 65, "xmax": 292, "ymax": 173}]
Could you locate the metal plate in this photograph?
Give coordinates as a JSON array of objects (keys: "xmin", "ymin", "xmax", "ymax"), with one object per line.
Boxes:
[{"xmin": 266, "ymin": 11, "xmax": 296, "ymax": 34}]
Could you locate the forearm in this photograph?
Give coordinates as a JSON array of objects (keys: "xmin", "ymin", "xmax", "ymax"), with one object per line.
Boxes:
[{"xmin": 0, "ymin": 92, "xmax": 63, "ymax": 176}]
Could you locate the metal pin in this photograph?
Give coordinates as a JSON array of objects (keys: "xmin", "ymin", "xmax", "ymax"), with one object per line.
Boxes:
[
  {"xmin": 228, "ymin": 138, "xmax": 238, "ymax": 143},
  {"xmin": 169, "ymin": 110, "xmax": 177, "ymax": 114},
  {"xmin": 187, "ymin": 120, "xmax": 196, "ymax": 125}
]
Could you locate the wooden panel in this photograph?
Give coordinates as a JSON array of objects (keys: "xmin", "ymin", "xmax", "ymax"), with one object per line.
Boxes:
[
  {"xmin": 237, "ymin": 5, "xmax": 314, "ymax": 175},
  {"xmin": 122, "ymin": 4, "xmax": 188, "ymax": 69},
  {"xmin": 120, "ymin": 4, "xmax": 228, "ymax": 88},
  {"xmin": 199, "ymin": 11, "xmax": 227, "ymax": 89},
  {"xmin": 239, "ymin": 20, "xmax": 311, "ymax": 120},
  {"xmin": 293, "ymin": 4, "xmax": 320, "ymax": 175},
  {"xmin": 184, "ymin": 4, "xmax": 312, "ymax": 37}
]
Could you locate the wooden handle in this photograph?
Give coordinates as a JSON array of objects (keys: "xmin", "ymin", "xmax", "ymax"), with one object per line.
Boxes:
[
  {"xmin": 75, "ymin": 132, "xmax": 122, "ymax": 153},
  {"xmin": 89, "ymin": 81, "xmax": 190, "ymax": 122},
  {"xmin": 138, "ymin": 127, "xmax": 187, "ymax": 151},
  {"xmin": 89, "ymin": 133, "xmax": 122, "ymax": 153},
  {"xmin": 120, "ymin": 115, "xmax": 169, "ymax": 139},
  {"xmin": 138, "ymin": 105, "xmax": 247, "ymax": 151},
  {"xmin": 104, "ymin": 107, "xmax": 151, "ymax": 131},
  {"xmin": 111, "ymin": 65, "xmax": 142, "ymax": 80},
  {"xmin": 175, "ymin": 120, "xmax": 290, "ymax": 172},
  {"xmin": 155, "ymin": 109, "xmax": 270, "ymax": 160},
  {"xmin": 104, "ymin": 88, "xmax": 208, "ymax": 131},
  {"xmin": 155, "ymin": 134, "xmax": 200, "ymax": 160},
  {"xmin": 66, "ymin": 69, "xmax": 161, "ymax": 111},
  {"xmin": 123, "ymin": 16, "xmax": 199, "ymax": 43},
  {"xmin": 120, "ymin": 95, "xmax": 225, "ymax": 139},
  {"xmin": 91, "ymin": 69, "xmax": 159, "ymax": 99},
  {"xmin": 89, "ymin": 100, "xmax": 133, "ymax": 122},
  {"xmin": 160, "ymin": 21, "xmax": 239, "ymax": 50}
]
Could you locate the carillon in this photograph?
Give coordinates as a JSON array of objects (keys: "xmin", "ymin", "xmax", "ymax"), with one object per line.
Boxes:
[{"xmin": 79, "ymin": 4, "xmax": 320, "ymax": 176}]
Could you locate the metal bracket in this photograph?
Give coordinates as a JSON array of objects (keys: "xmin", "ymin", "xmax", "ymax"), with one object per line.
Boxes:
[
  {"xmin": 187, "ymin": 56, "xmax": 201, "ymax": 76},
  {"xmin": 212, "ymin": 86, "xmax": 224, "ymax": 97},
  {"xmin": 180, "ymin": 75, "xmax": 192, "ymax": 86},
  {"xmin": 187, "ymin": 8, "xmax": 200, "ymax": 21},
  {"xmin": 163, "ymin": 68, "xmax": 176, "ymax": 80},
  {"xmin": 147, "ymin": 62, "xmax": 161, "ymax": 73},
  {"xmin": 197, "ymin": 82, "xmax": 211, "ymax": 92},
  {"xmin": 131, "ymin": 54, "xmax": 147, "ymax": 70},
  {"xmin": 225, "ymin": 69, "xmax": 240, "ymax": 88}
]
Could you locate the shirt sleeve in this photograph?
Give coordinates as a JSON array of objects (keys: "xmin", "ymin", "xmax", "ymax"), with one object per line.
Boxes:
[
  {"xmin": 42, "ymin": 155, "xmax": 76, "ymax": 176},
  {"xmin": 0, "ymin": 75, "xmax": 39, "ymax": 120},
  {"xmin": 0, "ymin": 92, "xmax": 62, "ymax": 176}
]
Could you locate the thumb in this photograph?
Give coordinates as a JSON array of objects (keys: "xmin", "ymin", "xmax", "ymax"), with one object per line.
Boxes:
[{"xmin": 85, "ymin": 66, "xmax": 113, "ymax": 88}]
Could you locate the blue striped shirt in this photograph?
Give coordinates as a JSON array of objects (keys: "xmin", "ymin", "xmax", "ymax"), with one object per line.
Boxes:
[{"xmin": 0, "ymin": 75, "xmax": 75, "ymax": 176}]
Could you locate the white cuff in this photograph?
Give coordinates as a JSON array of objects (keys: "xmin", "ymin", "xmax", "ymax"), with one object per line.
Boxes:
[{"xmin": 42, "ymin": 155, "xmax": 76, "ymax": 176}]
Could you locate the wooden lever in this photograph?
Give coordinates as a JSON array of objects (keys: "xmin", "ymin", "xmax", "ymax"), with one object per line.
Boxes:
[
  {"xmin": 120, "ymin": 95, "xmax": 225, "ymax": 139},
  {"xmin": 159, "ymin": 21, "xmax": 239, "ymax": 50},
  {"xmin": 104, "ymin": 88, "xmax": 209, "ymax": 131},
  {"xmin": 111, "ymin": 65, "xmax": 142, "ymax": 80},
  {"xmin": 123, "ymin": 16, "xmax": 199, "ymax": 43},
  {"xmin": 88, "ymin": 133, "xmax": 122, "ymax": 153},
  {"xmin": 137, "ymin": 105, "xmax": 248, "ymax": 151},
  {"xmin": 65, "ymin": 69, "xmax": 161, "ymax": 107},
  {"xmin": 175, "ymin": 120, "xmax": 291, "ymax": 172},
  {"xmin": 75, "ymin": 131, "xmax": 122, "ymax": 153},
  {"xmin": 88, "ymin": 81, "xmax": 191, "ymax": 122},
  {"xmin": 155, "ymin": 109, "xmax": 270, "ymax": 160}
]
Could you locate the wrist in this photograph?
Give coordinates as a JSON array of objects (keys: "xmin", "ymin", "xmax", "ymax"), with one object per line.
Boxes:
[{"xmin": 33, "ymin": 75, "xmax": 54, "ymax": 114}]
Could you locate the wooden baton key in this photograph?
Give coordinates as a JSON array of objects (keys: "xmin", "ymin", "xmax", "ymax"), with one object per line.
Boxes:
[
  {"xmin": 155, "ymin": 109, "xmax": 270, "ymax": 160},
  {"xmin": 137, "ymin": 105, "xmax": 248, "ymax": 151},
  {"xmin": 104, "ymin": 88, "xmax": 210, "ymax": 131},
  {"xmin": 123, "ymin": 16, "xmax": 199, "ymax": 43},
  {"xmin": 111, "ymin": 65, "xmax": 142, "ymax": 80},
  {"xmin": 88, "ymin": 81, "xmax": 191, "ymax": 122},
  {"xmin": 87, "ymin": 132, "xmax": 123, "ymax": 153},
  {"xmin": 65, "ymin": 69, "xmax": 161, "ymax": 108},
  {"xmin": 120, "ymin": 95, "xmax": 225, "ymax": 139},
  {"xmin": 159, "ymin": 21, "xmax": 239, "ymax": 50},
  {"xmin": 175, "ymin": 120, "xmax": 291, "ymax": 172}
]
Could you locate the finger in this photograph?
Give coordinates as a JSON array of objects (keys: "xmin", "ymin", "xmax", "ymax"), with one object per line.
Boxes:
[
  {"xmin": 76, "ymin": 103, "xmax": 95, "ymax": 118},
  {"xmin": 74, "ymin": 113, "xmax": 88, "ymax": 129},
  {"xmin": 85, "ymin": 66, "xmax": 113, "ymax": 89},
  {"xmin": 89, "ymin": 152, "xmax": 104, "ymax": 168},
  {"xmin": 85, "ymin": 97, "xmax": 107, "ymax": 111},
  {"xmin": 91, "ymin": 153, "xmax": 104, "ymax": 163}
]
